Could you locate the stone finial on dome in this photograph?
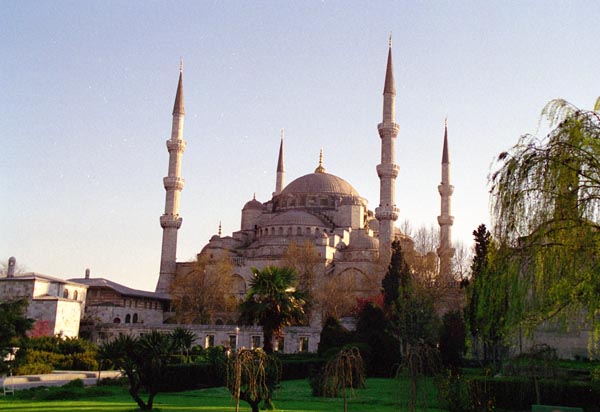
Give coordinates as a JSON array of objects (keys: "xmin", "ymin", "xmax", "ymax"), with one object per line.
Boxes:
[
  {"xmin": 7, "ymin": 256, "xmax": 16, "ymax": 278},
  {"xmin": 218, "ymin": 221, "xmax": 222, "ymax": 237},
  {"xmin": 314, "ymin": 148, "xmax": 326, "ymax": 173}
]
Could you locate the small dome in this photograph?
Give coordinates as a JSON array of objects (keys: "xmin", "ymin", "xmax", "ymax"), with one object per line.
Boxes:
[
  {"xmin": 243, "ymin": 198, "xmax": 263, "ymax": 211},
  {"xmin": 280, "ymin": 172, "xmax": 360, "ymax": 197},
  {"xmin": 210, "ymin": 235, "xmax": 221, "ymax": 242}
]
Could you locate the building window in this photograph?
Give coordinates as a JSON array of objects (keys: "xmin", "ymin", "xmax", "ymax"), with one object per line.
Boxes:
[
  {"xmin": 297, "ymin": 227, "xmax": 302, "ymax": 235},
  {"xmin": 299, "ymin": 337, "xmax": 309, "ymax": 352},
  {"xmin": 229, "ymin": 335, "xmax": 237, "ymax": 351},
  {"xmin": 63, "ymin": 289, "xmax": 69, "ymax": 299},
  {"xmin": 125, "ymin": 314, "xmax": 131, "ymax": 324},
  {"xmin": 251, "ymin": 335, "xmax": 261, "ymax": 349},
  {"xmin": 113, "ymin": 317, "xmax": 121, "ymax": 324},
  {"xmin": 132, "ymin": 313, "xmax": 138, "ymax": 323},
  {"xmin": 205, "ymin": 335, "xmax": 215, "ymax": 349},
  {"xmin": 275, "ymin": 337, "xmax": 284, "ymax": 353},
  {"xmin": 73, "ymin": 290, "xmax": 78, "ymax": 301}
]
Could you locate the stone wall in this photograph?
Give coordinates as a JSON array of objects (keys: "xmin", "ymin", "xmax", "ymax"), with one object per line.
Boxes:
[{"xmin": 88, "ymin": 323, "xmax": 321, "ymax": 353}]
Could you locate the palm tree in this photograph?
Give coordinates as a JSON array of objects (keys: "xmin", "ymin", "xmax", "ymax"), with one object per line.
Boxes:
[
  {"xmin": 170, "ymin": 327, "xmax": 196, "ymax": 363},
  {"xmin": 239, "ymin": 266, "xmax": 307, "ymax": 353},
  {"xmin": 98, "ymin": 331, "xmax": 172, "ymax": 411}
]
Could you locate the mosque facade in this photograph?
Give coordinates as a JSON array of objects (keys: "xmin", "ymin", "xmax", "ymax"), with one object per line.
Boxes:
[{"xmin": 154, "ymin": 40, "xmax": 456, "ymax": 325}]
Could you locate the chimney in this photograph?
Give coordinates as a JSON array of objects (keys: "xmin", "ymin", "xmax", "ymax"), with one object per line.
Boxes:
[
  {"xmin": 85, "ymin": 268, "xmax": 90, "ymax": 279},
  {"xmin": 7, "ymin": 256, "xmax": 16, "ymax": 278}
]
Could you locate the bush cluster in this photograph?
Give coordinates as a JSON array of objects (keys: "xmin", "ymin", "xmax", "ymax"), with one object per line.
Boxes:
[
  {"xmin": 14, "ymin": 337, "xmax": 98, "ymax": 374},
  {"xmin": 14, "ymin": 379, "xmax": 113, "ymax": 401},
  {"xmin": 463, "ymin": 375, "xmax": 600, "ymax": 411}
]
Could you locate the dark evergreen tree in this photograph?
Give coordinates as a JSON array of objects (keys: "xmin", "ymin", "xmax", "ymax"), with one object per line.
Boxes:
[
  {"xmin": 382, "ymin": 239, "xmax": 409, "ymax": 308},
  {"xmin": 0, "ymin": 298, "xmax": 33, "ymax": 373},
  {"xmin": 317, "ymin": 316, "xmax": 351, "ymax": 357},
  {"xmin": 438, "ymin": 310, "xmax": 466, "ymax": 371},
  {"xmin": 465, "ymin": 224, "xmax": 491, "ymax": 341},
  {"xmin": 354, "ymin": 302, "xmax": 400, "ymax": 377}
]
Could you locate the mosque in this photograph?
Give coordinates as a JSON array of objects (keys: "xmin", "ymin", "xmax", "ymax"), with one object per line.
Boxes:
[{"xmin": 153, "ymin": 39, "xmax": 456, "ymax": 325}]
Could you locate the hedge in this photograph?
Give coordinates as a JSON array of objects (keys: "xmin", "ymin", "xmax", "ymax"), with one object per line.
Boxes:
[{"xmin": 468, "ymin": 376, "xmax": 600, "ymax": 412}]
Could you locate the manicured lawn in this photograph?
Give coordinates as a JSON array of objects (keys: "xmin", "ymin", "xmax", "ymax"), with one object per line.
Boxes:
[{"xmin": 0, "ymin": 378, "xmax": 447, "ymax": 411}]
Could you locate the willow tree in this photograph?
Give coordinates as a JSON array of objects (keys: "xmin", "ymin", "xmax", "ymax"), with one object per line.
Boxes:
[{"xmin": 489, "ymin": 97, "xmax": 600, "ymax": 343}]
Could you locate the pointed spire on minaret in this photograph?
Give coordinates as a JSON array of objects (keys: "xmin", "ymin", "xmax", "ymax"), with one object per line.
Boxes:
[
  {"xmin": 442, "ymin": 117, "xmax": 449, "ymax": 164},
  {"xmin": 157, "ymin": 64, "xmax": 188, "ymax": 294},
  {"xmin": 384, "ymin": 34, "xmax": 396, "ymax": 95},
  {"xmin": 376, "ymin": 37, "xmax": 400, "ymax": 264},
  {"xmin": 277, "ymin": 129, "xmax": 285, "ymax": 173},
  {"xmin": 172, "ymin": 58, "xmax": 185, "ymax": 115},
  {"xmin": 437, "ymin": 118, "xmax": 455, "ymax": 282},
  {"xmin": 274, "ymin": 129, "xmax": 285, "ymax": 196},
  {"xmin": 315, "ymin": 148, "xmax": 326, "ymax": 173}
]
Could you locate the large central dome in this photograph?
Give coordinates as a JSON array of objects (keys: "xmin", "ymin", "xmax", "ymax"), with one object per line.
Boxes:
[{"xmin": 280, "ymin": 172, "xmax": 360, "ymax": 197}]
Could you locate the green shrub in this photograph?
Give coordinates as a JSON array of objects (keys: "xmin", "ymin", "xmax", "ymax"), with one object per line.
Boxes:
[
  {"xmin": 280, "ymin": 357, "xmax": 326, "ymax": 380},
  {"xmin": 158, "ymin": 363, "xmax": 219, "ymax": 392},
  {"xmin": 14, "ymin": 361, "xmax": 53, "ymax": 375},
  {"xmin": 97, "ymin": 376, "xmax": 128, "ymax": 386},
  {"xmin": 436, "ymin": 369, "xmax": 469, "ymax": 412},
  {"xmin": 467, "ymin": 375, "xmax": 600, "ymax": 411}
]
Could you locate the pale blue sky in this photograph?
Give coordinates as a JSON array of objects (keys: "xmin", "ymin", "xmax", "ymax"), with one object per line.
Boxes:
[{"xmin": 2, "ymin": 1, "xmax": 599, "ymax": 290}]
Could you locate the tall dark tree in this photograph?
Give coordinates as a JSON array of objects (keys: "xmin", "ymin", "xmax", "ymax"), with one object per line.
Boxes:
[
  {"xmin": 239, "ymin": 266, "xmax": 307, "ymax": 353},
  {"xmin": 382, "ymin": 240, "xmax": 409, "ymax": 308},
  {"xmin": 354, "ymin": 302, "xmax": 400, "ymax": 377},
  {"xmin": 489, "ymin": 97, "xmax": 600, "ymax": 344},
  {"xmin": 0, "ymin": 298, "xmax": 33, "ymax": 373},
  {"xmin": 464, "ymin": 224, "xmax": 491, "ymax": 346}
]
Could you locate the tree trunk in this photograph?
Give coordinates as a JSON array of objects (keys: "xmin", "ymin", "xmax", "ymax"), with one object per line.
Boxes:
[{"xmin": 263, "ymin": 328, "xmax": 274, "ymax": 354}]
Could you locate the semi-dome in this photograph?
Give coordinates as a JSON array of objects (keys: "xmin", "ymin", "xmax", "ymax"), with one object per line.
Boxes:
[
  {"xmin": 280, "ymin": 172, "xmax": 360, "ymax": 197},
  {"xmin": 269, "ymin": 210, "xmax": 326, "ymax": 227}
]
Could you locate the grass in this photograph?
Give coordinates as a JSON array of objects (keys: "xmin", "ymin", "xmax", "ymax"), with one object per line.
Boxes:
[{"xmin": 0, "ymin": 378, "xmax": 447, "ymax": 412}]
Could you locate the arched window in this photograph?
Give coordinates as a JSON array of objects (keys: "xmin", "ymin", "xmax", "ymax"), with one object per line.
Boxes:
[
  {"xmin": 63, "ymin": 289, "xmax": 69, "ymax": 299},
  {"xmin": 125, "ymin": 314, "xmax": 131, "ymax": 324},
  {"xmin": 215, "ymin": 319, "xmax": 224, "ymax": 325},
  {"xmin": 305, "ymin": 227, "xmax": 311, "ymax": 235},
  {"xmin": 132, "ymin": 313, "xmax": 138, "ymax": 323},
  {"xmin": 287, "ymin": 227, "xmax": 292, "ymax": 235},
  {"xmin": 297, "ymin": 227, "xmax": 302, "ymax": 235},
  {"xmin": 113, "ymin": 317, "xmax": 121, "ymax": 323},
  {"xmin": 73, "ymin": 290, "xmax": 78, "ymax": 301},
  {"xmin": 278, "ymin": 227, "xmax": 284, "ymax": 236}
]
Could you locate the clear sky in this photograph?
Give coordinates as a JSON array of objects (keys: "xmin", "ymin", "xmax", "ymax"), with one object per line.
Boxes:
[{"xmin": 2, "ymin": 1, "xmax": 599, "ymax": 291}]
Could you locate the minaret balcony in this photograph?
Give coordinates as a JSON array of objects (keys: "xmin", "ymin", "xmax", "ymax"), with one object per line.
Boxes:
[
  {"xmin": 437, "ymin": 215, "xmax": 455, "ymax": 226},
  {"xmin": 376, "ymin": 163, "xmax": 399, "ymax": 178},
  {"xmin": 437, "ymin": 184, "xmax": 455, "ymax": 196},
  {"xmin": 375, "ymin": 206, "xmax": 399, "ymax": 221},
  {"xmin": 163, "ymin": 176, "xmax": 185, "ymax": 191},
  {"xmin": 377, "ymin": 122, "xmax": 400, "ymax": 133},
  {"xmin": 166, "ymin": 139, "xmax": 187, "ymax": 153},
  {"xmin": 160, "ymin": 214, "xmax": 183, "ymax": 229}
]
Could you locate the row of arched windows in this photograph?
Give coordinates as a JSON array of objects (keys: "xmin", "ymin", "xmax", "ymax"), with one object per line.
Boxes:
[
  {"xmin": 112, "ymin": 313, "xmax": 139, "ymax": 324},
  {"xmin": 258, "ymin": 226, "xmax": 327, "ymax": 238},
  {"xmin": 62, "ymin": 289, "xmax": 79, "ymax": 301}
]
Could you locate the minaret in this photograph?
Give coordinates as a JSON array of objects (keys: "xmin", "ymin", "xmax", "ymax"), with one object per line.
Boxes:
[
  {"xmin": 274, "ymin": 129, "xmax": 285, "ymax": 196},
  {"xmin": 437, "ymin": 119, "xmax": 455, "ymax": 282},
  {"xmin": 156, "ymin": 62, "xmax": 187, "ymax": 294},
  {"xmin": 375, "ymin": 36, "xmax": 400, "ymax": 263}
]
